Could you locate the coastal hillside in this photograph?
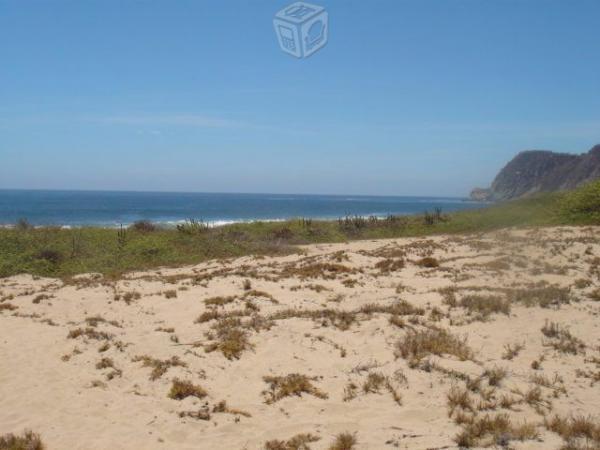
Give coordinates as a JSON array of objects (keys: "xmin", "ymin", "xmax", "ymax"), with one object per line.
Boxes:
[{"xmin": 471, "ymin": 144, "xmax": 600, "ymax": 201}]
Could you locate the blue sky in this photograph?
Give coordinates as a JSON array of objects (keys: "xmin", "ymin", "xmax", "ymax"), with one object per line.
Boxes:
[{"xmin": 0, "ymin": 0, "xmax": 599, "ymax": 196}]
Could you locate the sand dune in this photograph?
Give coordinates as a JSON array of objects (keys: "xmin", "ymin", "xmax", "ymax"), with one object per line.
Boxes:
[{"xmin": 1, "ymin": 226, "xmax": 599, "ymax": 449}]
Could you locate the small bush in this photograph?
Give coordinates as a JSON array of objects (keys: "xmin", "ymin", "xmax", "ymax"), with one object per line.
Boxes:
[
  {"xmin": 15, "ymin": 218, "xmax": 32, "ymax": 230},
  {"xmin": 168, "ymin": 379, "xmax": 207, "ymax": 400},
  {"xmin": 36, "ymin": 249, "xmax": 62, "ymax": 265},
  {"xmin": 130, "ymin": 220, "xmax": 156, "ymax": 232},
  {"xmin": 176, "ymin": 218, "xmax": 209, "ymax": 234},
  {"xmin": 561, "ymin": 180, "xmax": 600, "ymax": 221},
  {"xmin": 204, "ymin": 317, "xmax": 253, "ymax": 360}
]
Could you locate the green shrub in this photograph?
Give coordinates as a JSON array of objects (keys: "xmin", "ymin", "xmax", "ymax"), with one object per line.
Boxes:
[{"xmin": 561, "ymin": 180, "xmax": 600, "ymax": 222}]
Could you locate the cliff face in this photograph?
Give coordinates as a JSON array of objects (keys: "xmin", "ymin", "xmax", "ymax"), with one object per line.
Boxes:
[{"xmin": 471, "ymin": 145, "xmax": 600, "ymax": 201}]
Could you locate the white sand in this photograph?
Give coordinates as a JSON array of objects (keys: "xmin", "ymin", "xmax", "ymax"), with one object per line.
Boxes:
[{"xmin": 1, "ymin": 226, "xmax": 599, "ymax": 449}]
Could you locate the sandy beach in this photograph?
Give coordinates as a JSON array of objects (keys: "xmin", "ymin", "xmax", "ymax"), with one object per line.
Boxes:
[{"xmin": 1, "ymin": 226, "xmax": 599, "ymax": 449}]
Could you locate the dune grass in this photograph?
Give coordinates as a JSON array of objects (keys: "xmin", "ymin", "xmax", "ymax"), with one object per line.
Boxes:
[
  {"xmin": 0, "ymin": 182, "xmax": 597, "ymax": 279},
  {"xmin": 0, "ymin": 430, "xmax": 45, "ymax": 450}
]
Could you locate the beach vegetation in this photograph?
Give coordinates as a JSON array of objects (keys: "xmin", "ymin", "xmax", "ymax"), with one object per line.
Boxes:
[
  {"xmin": 168, "ymin": 379, "xmax": 207, "ymax": 400},
  {"xmin": 264, "ymin": 433, "xmax": 320, "ymax": 450},
  {"xmin": 131, "ymin": 355, "xmax": 187, "ymax": 380},
  {"xmin": 130, "ymin": 220, "xmax": 157, "ymax": 233},
  {"xmin": 1, "ymin": 181, "xmax": 600, "ymax": 279},
  {"xmin": 0, "ymin": 430, "xmax": 45, "ymax": 450},
  {"xmin": 395, "ymin": 327, "xmax": 474, "ymax": 365},
  {"xmin": 328, "ymin": 432, "xmax": 357, "ymax": 450},
  {"xmin": 262, "ymin": 373, "xmax": 328, "ymax": 404}
]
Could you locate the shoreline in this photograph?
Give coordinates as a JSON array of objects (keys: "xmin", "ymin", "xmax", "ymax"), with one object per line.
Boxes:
[
  {"xmin": 0, "ymin": 212, "xmax": 468, "ymax": 230},
  {"xmin": 0, "ymin": 189, "xmax": 488, "ymax": 230}
]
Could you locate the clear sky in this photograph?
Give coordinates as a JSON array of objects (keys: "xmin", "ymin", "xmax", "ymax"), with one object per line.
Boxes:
[{"xmin": 1, "ymin": 0, "xmax": 599, "ymax": 196}]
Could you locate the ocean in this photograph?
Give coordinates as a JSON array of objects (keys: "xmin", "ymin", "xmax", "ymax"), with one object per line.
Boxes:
[{"xmin": 0, "ymin": 189, "xmax": 487, "ymax": 227}]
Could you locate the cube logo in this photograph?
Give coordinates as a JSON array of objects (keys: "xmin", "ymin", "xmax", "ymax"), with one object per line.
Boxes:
[{"xmin": 273, "ymin": 2, "xmax": 328, "ymax": 59}]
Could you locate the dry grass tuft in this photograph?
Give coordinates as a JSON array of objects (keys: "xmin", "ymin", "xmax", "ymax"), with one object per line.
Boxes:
[
  {"xmin": 374, "ymin": 258, "xmax": 405, "ymax": 273},
  {"xmin": 416, "ymin": 257, "xmax": 439, "ymax": 268},
  {"xmin": 360, "ymin": 372, "xmax": 402, "ymax": 405},
  {"xmin": 280, "ymin": 262, "xmax": 355, "ymax": 280},
  {"xmin": 588, "ymin": 288, "xmax": 600, "ymax": 302},
  {"xmin": 508, "ymin": 286, "xmax": 572, "ymax": 308},
  {"xmin": 163, "ymin": 289, "xmax": 177, "ymax": 299},
  {"xmin": 95, "ymin": 357, "xmax": 115, "ymax": 370},
  {"xmin": 545, "ymin": 414, "xmax": 600, "ymax": 450},
  {"xmin": 168, "ymin": 379, "xmax": 207, "ymax": 400},
  {"xmin": 395, "ymin": 327, "xmax": 474, "ymax": 364},
  {"xmin": 85, "ymin": 315, "xmax": 121, "ymax": 328},
  {"xmin": 459, "ymin": 295, "xmax": 510, "ymax": 320},
  {"xmin": 0, "ymin": 430, "xmax": 45, "ymax": 450},
  {"xmin": 195, "ymin": 308, "xmax": 250, "ymax": 324},
  {"xmin": 204, "ymin": 295, "xmax": 236, "ymax": 306},
  {"xmin": 483, "ymin": 366, "xmax": 508, "ymax": 387},
  {"xmin": 0, "ymin": 303, "xmax": 18, "ymax": 312},
  {"xmin": 95, "ymin": 357, "xmax": 122, "ymax": 379},
  {"xmin": 328, "ymin": 432, "xmax": 357, "ymax": 450},
  {"xmin": 359, "ymin": 299, "xmax": 424, "ymax": 317},
  {"xmin": 447, "ymin": 386, "xmax": 474, "ymax": 417},
  {"xmin": 502, "ymin": 342, "xmax": 524, "ymax": 360},
  {"xmin": 262, "ymin": 373, "xmax": 328, "ymax": 404},
  {"xmin": 270, "ymin": 308, "xmax": 357, "ymax": 331},
  {"xmin": 212, "ymin": 400, "xmax": 251, "ymax": 418},
  {"xmin": 132, "ymin": 355, "xmax": 187, "ymax": 380},
  {"xmin": 179, "ymin": 407, "xmax": 211, "ymax": 421},
  {"xmin": 67, "ymin": 327, "xmax": 112, "ymax": 341},
  {"xmin": 114, "ymin": 291, "xmax": 141, "ymax": 304},
  {"xmin": 242, "ymin": 289, "xmax": 279, "ymax": 304},
  {"xmin": 454, "ymin": 413, "xmax": 539, "ymax": 448},
  {"xmin": 264, "ymin": 433, "xmax": 320, "ymax": 450},
  {"xmin": 541, "ymin": 321, "xmax": 585, "ymax": 355},
  {"xmin": 32, "ymin": 294, "xmax": 51, "ymax": 304},
  {"xmin": 204, "ymin": 317, "xmax": 253, "ymax": 359}
]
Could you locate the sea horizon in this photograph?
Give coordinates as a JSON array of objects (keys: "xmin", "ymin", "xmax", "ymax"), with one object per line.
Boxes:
[{"xmin": 0, "ymin": 188, "xmax": 487, "ymax": 228}]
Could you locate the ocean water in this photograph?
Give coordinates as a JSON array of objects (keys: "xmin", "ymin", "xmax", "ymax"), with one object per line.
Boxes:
[{"xmin": 0, "ymin": 189, "xmax": 488, "ymax": 227}]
